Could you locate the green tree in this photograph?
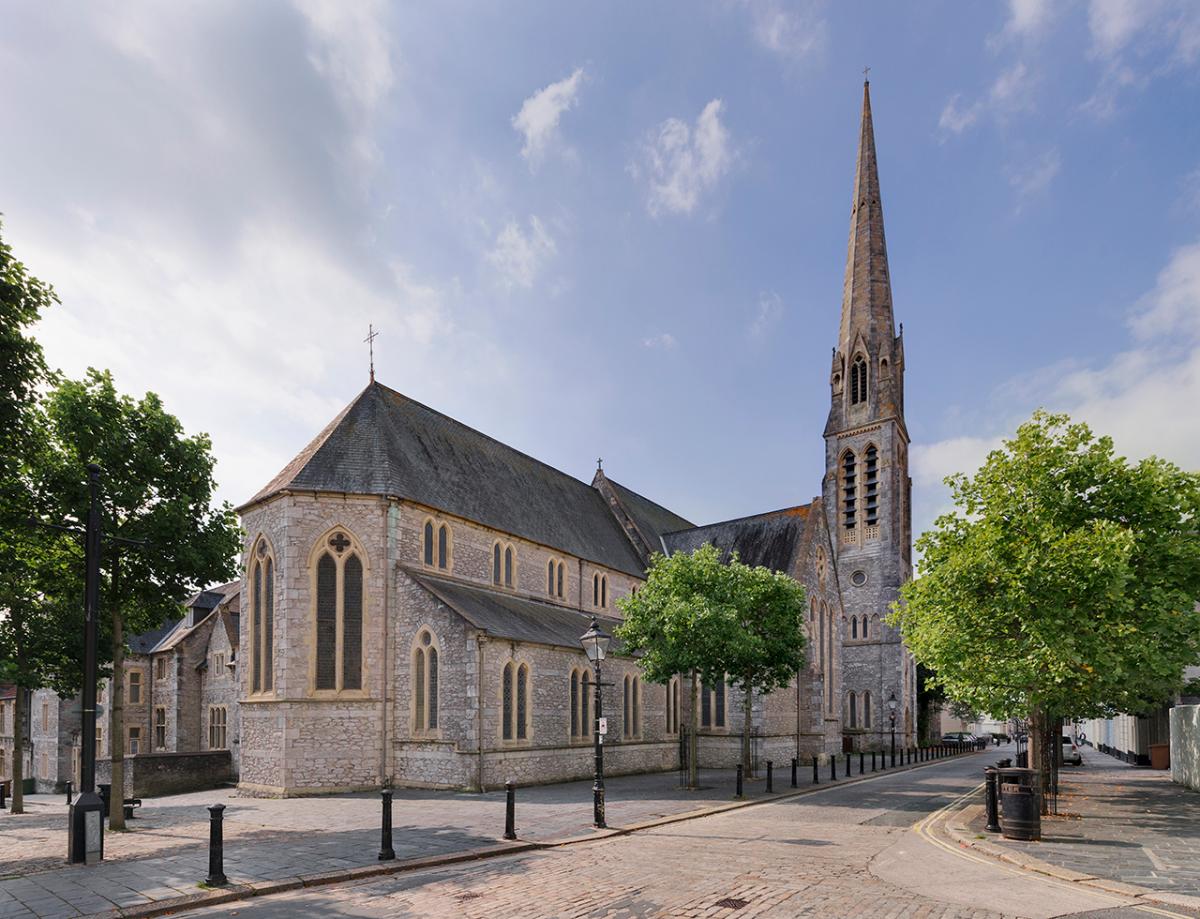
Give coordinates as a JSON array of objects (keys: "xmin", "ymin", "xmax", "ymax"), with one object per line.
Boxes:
[
  {"xmin": 43, "ymin": 369, "xmax": 241, "ymax": 828},
  {"xmin": 0, "ymin": 218, "xmax": 63, "ymax": 814},
  {"xmin": 617, "ymin": 544, "xmax": 807, "ymax": 786},
  {"xmin": 890, "ymin": 411, "xmax": 1200, "ymax": 808}
]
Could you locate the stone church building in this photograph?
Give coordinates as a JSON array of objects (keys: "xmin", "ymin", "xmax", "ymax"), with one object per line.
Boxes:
[{"xmin": 233, "ymin": 81, "xmax": 917, "ymax": 796}]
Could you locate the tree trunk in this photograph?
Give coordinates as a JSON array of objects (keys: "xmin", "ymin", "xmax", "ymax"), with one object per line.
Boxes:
[
  {"xmin": 688, "ymin": 671, "xmax": 699, "ymax": 790},
  {"xmin": 10, "ymin": 685, "xmax": 24, "ymax": 814},
  {"xmin": 109, "ymin": 552, "xmax": 125, "ymax": 830},
  {"xmin": 742, "ymin": 678, "xmax": 753, "ymax": 779},
  {"xmin": 1029, "ymin": 706, "xmax": 1049, "ymax": 816}
]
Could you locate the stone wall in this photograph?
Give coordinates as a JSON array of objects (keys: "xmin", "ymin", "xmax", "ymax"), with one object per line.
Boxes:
[
  {"xmin": 1170, "ymin": 705, "xmax": 1200, "ymax": 791},
  {"xmin": 201, "ymin": 611, "xmax": 240, "ymax": 774},
  {"xmin": 97, "ymin": 750, "xmax": 232, "ymax": 797}
]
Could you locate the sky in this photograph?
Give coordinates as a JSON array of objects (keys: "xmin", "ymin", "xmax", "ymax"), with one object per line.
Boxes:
[{"xmin": 2, "ymin": 1, "xmax": 1199, "ymax": 551}]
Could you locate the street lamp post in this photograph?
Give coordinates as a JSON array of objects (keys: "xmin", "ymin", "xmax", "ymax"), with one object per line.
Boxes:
[
  {"xmin": 580, "ymin": 616, "xmax": 612, "ymax": 829},
  {"xmin": 887, "ymin": 692, "xmax": 898, "ymax": 768}
]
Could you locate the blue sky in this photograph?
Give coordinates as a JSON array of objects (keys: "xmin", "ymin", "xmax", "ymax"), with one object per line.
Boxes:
[{"xmin": 2, "ymin": 1, "xmax": 1199, "ymax": 544}]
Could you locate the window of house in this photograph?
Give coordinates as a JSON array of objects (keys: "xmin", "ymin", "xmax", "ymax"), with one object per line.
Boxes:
[
  {"xmin": 850, "ymin": 355, "xmax": 868, "ymax": 405},
  {"xmin": 208, "ymin": 706, "xmax": 227, "ymax": 750},
  {"xmin": 250, "ymin": 537, "xmax": 275, "ymax": 694},
  {"xmin": 842, "ymin": 451, "xmax": 857, "ymax": 530},
  {"xmin": 128, "ymin": 671, "xmax": 142, "ymax": 704},
  {"xmin": 41, "ymin": 700, "xmax": 49, "ymax": 732},
  {"xmin": 127, "ymin": 726, "xmax": 141, "ymax": 755},
  {"xmin": 214, "ymin": 652, "xmax": 225, "ymax": 671},
  {"xmin": 865, "ymin": 445, "xmax": 878, "ymax": 527},
  {"xmin": 154, "ymin": 707, "xmax": 166, "ymax": 749},
  {"xmin": 155, "ymin": 657, "xmax": 167, "ymax": 681},
  {"xmin": 700, "ymin": 679, "xmax": 725, "ymax": 729},
  {"xmin": 314, "ymin": 530, "xmax": 365, "ymax": 693},
  {"xmin": 413, "ymin": 630, "xmax": 439, "ymax": 733},
  {"xmin": 848, "ymin": 691, "xmax": 858, "ymax": 728},
  {"xmin": 863, "ymin": 690, "xmax": 872, "ymax": 728}
]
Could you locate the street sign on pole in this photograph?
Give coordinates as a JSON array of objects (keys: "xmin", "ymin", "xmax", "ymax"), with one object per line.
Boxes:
[{"xmin": 597, "ymin": 717, "xmax": 608, "ymax": 735}]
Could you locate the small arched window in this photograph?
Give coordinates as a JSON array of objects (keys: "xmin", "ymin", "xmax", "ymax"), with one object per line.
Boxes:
[
  {"xmin": 494, "ymin": 542, "xmax": 517, "ymax": 588},
  {"xmin": 570, "ymin": 669, "xmax": 580, "ymax": 737},
  {"xmin": 851, "ymin": 617, "xmax": 858, "ymax": 639},
  {"xmin": 438, "ymin": 524, "xmax": 449, "ymax": 569},
  {"xmin": 622, "ymin": 675, "xmax": 641, "ymax": 738},
  {"xmin": 424, "ymin": 520, "xmax": 450, "ymax": 569},
  {"xmin": 592, "ymin": 573, "xmax": 599, "ymax": 606},
  {"xmin": 580, "ymin": 670, "xmax": 592, "ymax": 737},
  {"xmin": 423, "ymin": 521, "xmax": 434, "ymax": 566},
  {"xmin": 494, "ymin": 543, "xmax": 502, "ymax": 586},
  {"xmin": 842, "ymin": 451, "xmax": 857, "ymax": 530},
  {"xmin": 848, "ymin": 691, "xmax": 858, "ymax": 728},
  {"xmin": 502, "ymin": 663, "xmax": 514, "ymax": 739},
  {"xmin": 547, "ymin": 560, "xmax": 556, "ymax": 596},
  {"xmin": 700, "ymin": 678, "xmax": 726, "ymax": 728},
  {"xmin": 504, "ymin": 546, "xmax": 514, "ymax": 587},
  {"xmin": 516, "ymin": 663, "xmax": 529, "ymax": 739},
  {"xmin": 861, "ymin": 616, "xmax": 869, "ymax": 639},
  {"xmin": 413, "ymin": 629, "xmax": 438, "ymax": 733},
  {"xmin": 863, "ymin": 690, "xmax": 872, "ymax": 728},
  {"xmin": 850, "ymin": 354, "xmax": 868, "ymax": 405}
]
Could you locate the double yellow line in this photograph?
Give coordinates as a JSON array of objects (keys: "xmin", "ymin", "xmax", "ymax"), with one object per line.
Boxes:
[{"xmin": 912, "ymin": 783, "xmax": 1189, "ymax": 919}]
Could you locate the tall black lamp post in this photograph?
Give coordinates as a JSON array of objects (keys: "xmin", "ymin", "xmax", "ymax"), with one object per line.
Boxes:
[
  {"xmin": 580, "ymin": 616, "xmax": 612, "ymax": 829},
  {"xmin": 887, "ymin": 692, "xmax": 898, "ymax": 767}
]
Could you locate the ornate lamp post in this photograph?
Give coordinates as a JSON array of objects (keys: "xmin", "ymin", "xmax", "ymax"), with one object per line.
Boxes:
[
  {"xmin": 580, "ymin": 616, "xmax": 612, "ymax": 829},
  {"xmin": 887, "ymin": 692, "xmax": 898, "ymax": 767}
]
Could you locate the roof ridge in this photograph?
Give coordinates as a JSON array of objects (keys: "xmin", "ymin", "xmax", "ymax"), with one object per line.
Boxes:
[
  {"xmin": 605, "ymin": 476, "xmax": 696, "ymax": 527},
  {"xmin": 663, "ymin": 504, "xmax": 810, "ymax": 536}
]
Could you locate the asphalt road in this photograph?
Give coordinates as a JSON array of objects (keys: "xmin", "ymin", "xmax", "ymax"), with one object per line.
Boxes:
[{"xmin": 177, "ymin": 751, "xmax": 1193, "ymax": 919}]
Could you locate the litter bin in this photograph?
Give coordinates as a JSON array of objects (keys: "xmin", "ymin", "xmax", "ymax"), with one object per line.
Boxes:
[
  {"xmin": 1000, "ymin": 783, "xmax": 1041, "ymax": 840},
  {"xmin": 1149, "ymin": 743, "xmax": 1170, "ymax": 770}
]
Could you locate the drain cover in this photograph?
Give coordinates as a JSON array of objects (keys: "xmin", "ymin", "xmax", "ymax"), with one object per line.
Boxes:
[{"xmin": 714, "ymin": 898, "xmax": 750, "ymax": 910}]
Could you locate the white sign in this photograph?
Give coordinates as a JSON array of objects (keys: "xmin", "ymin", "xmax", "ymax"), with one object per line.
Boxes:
[{"xmin": 597, "ymin": 717, "xmax": 608, "ymax": 735}]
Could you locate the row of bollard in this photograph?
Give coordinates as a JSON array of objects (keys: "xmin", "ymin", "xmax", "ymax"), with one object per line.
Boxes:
[{"xmin": 197, "ymin": 741, "xmax": 984, "ymax": 887}]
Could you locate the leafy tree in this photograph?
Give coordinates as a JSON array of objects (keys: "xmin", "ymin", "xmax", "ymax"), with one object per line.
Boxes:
[
  {"xmin": 890, "ymin": 411, "xmax": 1200, "ymax": 809},
  {"xmin": 43, "ymin": 369, "xmax": 240, "ymax": 827},
  {"xmin": 0, "ymin": 218, "xmax": 63, "ymax": 814},
  {"xmin": 617, "ymin": 544, "xmax": 807, "ymax": 785}
]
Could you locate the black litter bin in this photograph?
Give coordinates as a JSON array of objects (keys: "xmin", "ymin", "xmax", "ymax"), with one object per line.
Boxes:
[
  {"xmin": 996, "ymin": 758, "xmax": 1013, "ymax": 769},
  {"xmin": 1000, "ymin": 783, "xmax": 1041, "ymax": 840},
  {"xmin": 1016, "ymin": 751, "xmax": 1028, "ymax": 768}
]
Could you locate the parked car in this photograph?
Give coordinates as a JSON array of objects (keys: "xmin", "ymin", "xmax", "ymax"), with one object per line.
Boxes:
[
  {"xmin": 941, "ymin": 732, "xmax": 972, "ymax": 743},
  {"xmin": 1061, "ymin": 735, "xmax": 1083, "ymax": 766}
]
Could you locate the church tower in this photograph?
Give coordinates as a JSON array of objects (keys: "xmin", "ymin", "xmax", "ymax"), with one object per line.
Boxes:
[{"xmin": 823, "ymin": 79, "xmax": 916, "ymax": 748}]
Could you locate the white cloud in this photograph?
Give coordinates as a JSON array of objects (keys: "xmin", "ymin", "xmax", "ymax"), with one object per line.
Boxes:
[
  {"xmin": 741, "ymin": 0, "xmax": 828, "ymax": 62},
  {"xmin": 1006, "ymin": 0, "xmax": 1054, "ymax": 37},
  {"xmin": 635, "ymin": 99, "xmax": 735, "ymax": 218},
  {"xmin": 938, "ymin": 95, "xmax": 983, "ymax": 136},
  {"xmin": 749, "ymin": 290, "xmax": 784, "ymax": 338},
  {"xmin": 642, "ymin": 333, "xmax": 678, "ymax": 350},
  {"xmin": 512, "ymin": 68, "xmax": 586, "ymax": 169},
  {"xmin": 938, "ymin": 63, "xmax": 1035, "ymax": 138},
  {"xmin": 912, "ymin": 240, "xmax": 1200, "ymax": 540},
  {"xmin": 1007, "ymin": 147, "xmax": 1061, "ymax": 202},
  {"xmin": 486, "ymin": 216, "xmax": 557, "ymax": 289}
]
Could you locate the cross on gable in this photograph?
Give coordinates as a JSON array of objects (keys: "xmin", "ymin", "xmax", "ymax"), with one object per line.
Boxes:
[{"xmin": 329, "ymin": 532, "xmax": 351, "ymax": 554}]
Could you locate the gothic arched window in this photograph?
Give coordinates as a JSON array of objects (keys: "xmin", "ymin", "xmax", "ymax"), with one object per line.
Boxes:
[
  {"xmin": 701, "ymin": 678, "xmax": 726, "ymax": 728},
  {"xmin": 249, "ymin": 537, "xmax": 275, "ymax": 694},
  {"xmin": 850, "ymin": 355, "xmax": 868, "ymax": 405},
  {"xmin": 865, "ymin": 445, "xmax": 879, "ymax": 527},
  {"xmin": 570, "ymin": 669, "xmax": 580, "ymax": 737},
  {"xmin": 424, "ymin": 519, "xmax": 450, "ymax": 569},
  {"xmin": 842, "ymin": 451, "xmax": 857, "ymax": 530},
  {"xmin": 592, "ymin": 573, "xmax": 608, "ymax": 608},
  {"xmin": 581, "ymin": 670, "xmax": 592, "ymax": 737},
  {"xmin": 504, "ymin": 545, "xmax": 514, "ymax": 587},
  {"xmin": 863, "ymin": 690, "xmax": 873, "ymax": 728},
  {"xmin": 494, "ymin": 542, "xmax": 516, "ymax": 588},
  {"xmin": 861, "ymin": 616, "xmax": 869, "ymax": 639},
  {"xmin": 851, "ymin": 617, "xmax": 858, "ymax": 639},
  {"xmin": 413, "ymin": 629, "xmax": 439, "ymax": 733},
  {"xmin": 313, "ymin": 530, "xmax": 366, "ymax": 693},
  {"xmin": 516, "ymin": 663, "xmax": 529, "ymax": 739},
  {"xmin": 848, "ymin": 691, "xmax": 858, "ymax": 728}
]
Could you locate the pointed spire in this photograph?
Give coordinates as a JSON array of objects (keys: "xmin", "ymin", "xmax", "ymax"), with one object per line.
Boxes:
[{"xmin": 838, "ymin": 78, "xmax": 896, "ymax": 360}]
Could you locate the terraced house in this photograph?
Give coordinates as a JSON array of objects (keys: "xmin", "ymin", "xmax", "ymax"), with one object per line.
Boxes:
[{"xmin": 233, "ymin": 80, "xmax": 918, "ymax": 796}]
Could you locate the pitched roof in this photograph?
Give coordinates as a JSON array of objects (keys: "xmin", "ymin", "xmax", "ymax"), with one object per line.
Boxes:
[
  {"xmin": 128, "ymin": 618, "xmax": 182, "ymax": 655},
  {"xmin": 662, "ymin": 505, "xmax": 811, "ymax": 573},
  {"xmin": 409, "ymin": 571, "xmax": 625, "ymax": 653},
  {"xmin": 603, "ymin": 477, "xmax": 695, "ymax": 553},
  {"xmin": 243, "ymin": 382, "xmax": 648, "ymax": 576}
]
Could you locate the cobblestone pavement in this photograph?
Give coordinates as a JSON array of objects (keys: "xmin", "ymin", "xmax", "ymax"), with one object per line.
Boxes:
[
  {"xmin": 174, "ymin": 753, "xmax": 1154, "ymax": 919},
  {"xmin": 976, "ymin": 746, "xmax": 1200, "ymax": 896},
  {"xmin": 1, "ymin": 756, "xmax": 925, "ymax": 917}
]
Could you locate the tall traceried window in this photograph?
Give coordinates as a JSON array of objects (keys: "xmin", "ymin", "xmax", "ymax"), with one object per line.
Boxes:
[
  {"xmin": 502, "ymin": 663, "xmax": 514, "ymax": 740},
  {"xmin": 847, "ymin": 691, "xmax": 858, "ymax": 728},
  {"xmin": 701, "ymin": 678, "xmax": 725, "ymax": 729},
  {"xmin": 865, "ymin": 445, "xmax": 879, "ymax": 527},
  {"xmin": 313, "ymin": 529, "xmax": 367, "ymax": 693},
  {"xmin": 850, "ymin": 354, "xmax": 868, "ymax": 405},
  {"xmin": 502, "ymin": 661, "xmax": 530, "ymax": 741},
  {"xmin": 623, "ymin": 675, "xmax": 641, "ymax": 738},
  {"xmin": 423, "ymin": 519, "xmax": 451, "ymax": 570},
  {"xmin": 863, "ymin": 690, "xmax": 872, "ymax": 728},
  {"xmin": 208, "ymin": 706, "xmax": 227, "ymax": 749},
  {"xmin": 842, "ymin": 451, "xmax": 857, "ymax": 530},
  {"xmin": 516, "ymin": 663, "xmax": 529, "ymax": 739},
  {"xmin": 249, "ymin": 537, "xmax": 275, "ymax": 694},
  {"xmin": 413, "ymin": 629, "xmax": 439, "ymax": 733}
]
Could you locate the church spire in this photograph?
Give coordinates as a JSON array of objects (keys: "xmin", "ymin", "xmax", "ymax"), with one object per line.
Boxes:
[
  {"xmin": 827, "ymin": 78, "xmax": 904, "ymax": 435},
  {"xmin": 838, "ymin": 78, "xmax": 896, "ymax": 357}
]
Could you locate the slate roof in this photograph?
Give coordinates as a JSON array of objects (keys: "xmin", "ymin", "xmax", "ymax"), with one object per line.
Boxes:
[
  {"xmin": 604, "ymin": 478, "xmax": 695, "ymax": 553},
  {"xmin": 662, "ymin": 505, "xmax": 811, "ymax": 574},
  {"xmin": 409, "ymin": 571, "xmax": 625, "ymax": 654},
  {"xmin": 131, "ymin": 582, "xmax": 241, "ymax": 655},
  {"xmin": 243, "ymin": 382, "xmax": 648, "ymax": 577},
  {"xmin": 127, "ymin": 619, "xmax": 181, "ymax": 655}
]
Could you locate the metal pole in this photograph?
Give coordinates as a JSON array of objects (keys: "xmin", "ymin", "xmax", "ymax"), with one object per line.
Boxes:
[
  {"xmin": 592, "ymin": 658, "xmax": 606, "ymax": 829},
  {"xmin": 206, "ymin": 804, "xmax": 227, "ymax": 886},
  {"xmin": 504, "ymin": 782, "xmax": 516, "ymax": 840},
  {"xmin": 791, "ymin": 757, "xmax": 797, "ymax": 788},
  {"xmin": 860, "ymin": 751, "xmax": 864, "ymax": 774},
  {"xmin": 890, "ymin": 723, "xmax": 896, "ymax": 767},
  {"xmin": 378, "ymin": 789, "xmax": 395, "ymax": 860}
]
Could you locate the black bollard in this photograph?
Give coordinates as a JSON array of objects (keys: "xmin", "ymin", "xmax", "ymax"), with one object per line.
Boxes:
[
  {"xmin": 504, "ymin": 781, "xmax": 516, "ymax": 841},
  {"xmin": 206, "ymin": 804, "xmax": 228, "ymax": 887},
  {"xmin": 378, "ymin": 789, "xmax": 396, "ymax": 860},
  {"xmin": 872, "ymin": 751, "xmax": 877, "ymax": 772},
  {"xmin": 846, "ymin": 752, "xmax": 852, "ymax": 776},
  {"xmin": 984, "ymin": 769, "xmax": 1001, "ymax": 833},
  {"xmin": 1, "ymin": 780, "xmax": 6, "ymax": 809},
  {"xmin": 812, "ymin": 755, "xmax": 819, "ymax": 785},
  {"xmin": 65, "ymin": 781, "xmax": 73, "ymax": 806},
  {"xmin": 831, "ymin": 755, "xmax": 837, "ymax": 781},
  {"xmin": 735, "ymin": 763, "xmax": 744, "ymax": 798},
  {"xmin": 766, "ymin": 761, "xmax": 773, "ymax": 793},
  {"xmin": 860, "ymin": 751, "xmax": 865, "ymax": 775},
  {"xmin": 791, "ymin": 757, "xmax": 798, "ymax": 788}
]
